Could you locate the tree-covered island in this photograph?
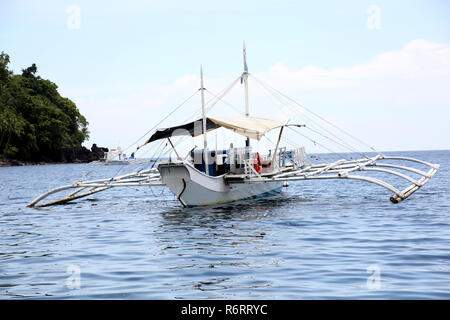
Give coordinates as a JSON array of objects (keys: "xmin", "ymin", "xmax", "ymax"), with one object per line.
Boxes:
[{"xmin": 0, "ymin": 52, "xmax": 106, "ymax": 165}]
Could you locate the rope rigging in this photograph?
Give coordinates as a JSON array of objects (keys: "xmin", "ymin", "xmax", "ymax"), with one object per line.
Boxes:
[
  {"xmin": 249, "ymin": 73, "xmax": 374, "ymax": 159},
  {"xmin": 249, "ymin": 73, "xmax": 379, "ymax": 154},
  {"xmin": 249, "ymin": 74, "xmax": 360, "ymax": 160}
]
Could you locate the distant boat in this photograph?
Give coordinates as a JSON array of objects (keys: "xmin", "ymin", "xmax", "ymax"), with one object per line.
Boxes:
[
  {"xmin": 27, "ymin": 43, "xmax": 439, "ymax": 208},
  {"xmin": 92, "ymin": 147, "xmax": 135, "ymax": 165}
]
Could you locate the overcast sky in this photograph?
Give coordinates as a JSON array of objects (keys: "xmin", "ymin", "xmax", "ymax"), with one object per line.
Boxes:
[{"xmin": 1, "ymin": 0, "xmax": 449, "ymax": 155}]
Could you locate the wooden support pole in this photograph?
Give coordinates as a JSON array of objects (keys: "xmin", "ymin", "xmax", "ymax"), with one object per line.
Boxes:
[
  {"xmin": 168, "ymin": 137, "xmax": 181, "ymax": 160},
  {"xmin": 271, "ymin": 126, "xmax": 284, "ymax": 171}
]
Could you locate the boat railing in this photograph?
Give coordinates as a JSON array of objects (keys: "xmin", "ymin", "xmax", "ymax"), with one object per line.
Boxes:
[
  {"xmin": 243, "ymin": 158, "xmax": 262, "ymax": 177},
  {"xmin": 243, "ymin": 148, "xmax": 290, "ymax": 177},
  {"xmin": 289, "ymin": 147, "xmax": 309, "ymax": 168}
]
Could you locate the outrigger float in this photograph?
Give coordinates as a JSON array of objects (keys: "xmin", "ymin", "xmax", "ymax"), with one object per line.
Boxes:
[{"xmin": 27, "ymin": 44, "xmax": 439, "ymax": 208}]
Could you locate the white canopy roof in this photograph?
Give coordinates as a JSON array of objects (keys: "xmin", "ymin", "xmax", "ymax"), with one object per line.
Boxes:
[
  {"xmin": 144, "ymin": 116, "xmax": 286, "ymax": 145},
  {"xmin": 209, "ymin": 116, "xmax": 285, "ymax": 140}
]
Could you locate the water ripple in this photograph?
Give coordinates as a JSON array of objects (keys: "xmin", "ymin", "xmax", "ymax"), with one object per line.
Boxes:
[{"xmin": 0, "ymin": 150, "xmax": 449, "ymax": 299}]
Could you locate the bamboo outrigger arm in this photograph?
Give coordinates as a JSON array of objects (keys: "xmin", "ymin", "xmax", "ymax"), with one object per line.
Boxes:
[
  {"xmin": 27, "ymin": 168, "xmax": 164, "ymax": 208},
  {"xmin": 230, "ymin": 154, "xmax": 439, "ymax": 203}
]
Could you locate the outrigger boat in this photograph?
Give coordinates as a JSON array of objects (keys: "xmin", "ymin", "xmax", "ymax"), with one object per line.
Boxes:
[{"xmin": 27, "ymin": 44, "xmax": 439, "ymax": 208}]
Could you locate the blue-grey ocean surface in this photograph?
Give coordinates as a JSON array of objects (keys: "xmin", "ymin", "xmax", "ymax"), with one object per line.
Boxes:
[{"xmin": 0, "ymin": 150, "xmax": 449, "ymax": 299}]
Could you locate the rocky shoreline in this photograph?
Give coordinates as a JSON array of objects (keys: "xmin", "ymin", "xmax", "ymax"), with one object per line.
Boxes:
[{"xmin": 0, "ymin": 144, "xmax": 109, "ymax": 167}]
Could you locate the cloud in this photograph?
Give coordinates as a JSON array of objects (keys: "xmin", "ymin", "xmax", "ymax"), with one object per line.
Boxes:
[
  {"xmin": 254, "ymin": 39, "xmax": 450, "ymax": 151},
  {"xmin": 256, "ymin": 40, "xmax": 450, "ymax": 108}
]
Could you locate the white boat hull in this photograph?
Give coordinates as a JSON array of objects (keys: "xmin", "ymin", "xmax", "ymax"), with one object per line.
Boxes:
[{"xmin": 157, "ymin": 161, "xmax": 283, "ymax": 206}]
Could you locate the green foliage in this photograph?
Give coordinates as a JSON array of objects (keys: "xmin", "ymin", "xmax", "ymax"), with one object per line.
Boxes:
[{"xmin": 0, "ymin": 52, "xmax": 89, "ymax": 161}]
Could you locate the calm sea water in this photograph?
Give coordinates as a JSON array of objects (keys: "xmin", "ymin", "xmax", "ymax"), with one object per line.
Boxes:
[{"xmin": 1, "ymin": 150, "xmax": 449, "ymax": 299}]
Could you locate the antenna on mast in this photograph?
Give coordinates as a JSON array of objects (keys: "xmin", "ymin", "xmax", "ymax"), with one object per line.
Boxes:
[
  {"xmin": 200, "ymin": 65, "xmax": 209, "ymax": 176},
  {"xmin": 243, "ymin": 41, "xmax": 250, "ymax": 154},
  {"xmin": 243, "ymin": 41, "xmax": 249, "ymax": 117}
]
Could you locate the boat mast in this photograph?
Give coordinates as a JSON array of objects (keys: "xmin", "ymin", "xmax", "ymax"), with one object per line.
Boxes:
[
  {"xmin": 243, "ymin": 41, "xmax": 250, "ymax": 155},
  {"xmin": 200, "ymin": 65, "xmax": 210, "ymax": 175}
]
